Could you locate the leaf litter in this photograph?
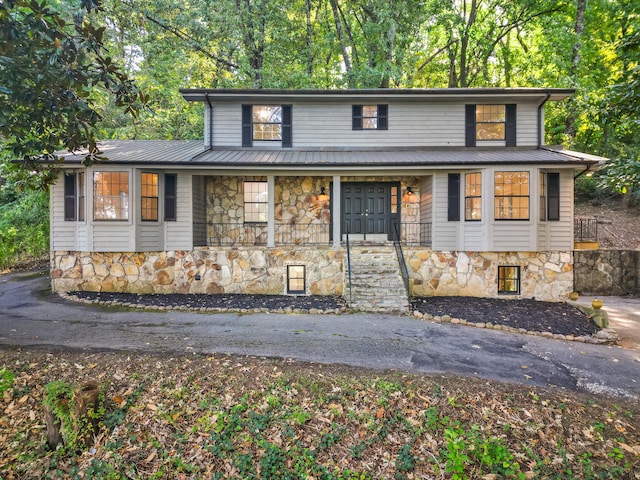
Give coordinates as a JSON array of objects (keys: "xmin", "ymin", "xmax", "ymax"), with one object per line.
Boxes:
[{"xmin": 0, "ymin": 347, "xmax": 638, "ymax": 479}]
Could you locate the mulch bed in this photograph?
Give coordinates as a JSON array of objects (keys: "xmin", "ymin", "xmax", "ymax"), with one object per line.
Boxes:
[
  {"xmin": 69, "ymin": 291, "xmax": 600, "ymax": 337},
  {"xmin": 412, "ymin": 296, "xmax": 600, "ymax": 337},
  {"xmin": 70, "ymin": 291, "xmax": 347, "ymax": 312}
]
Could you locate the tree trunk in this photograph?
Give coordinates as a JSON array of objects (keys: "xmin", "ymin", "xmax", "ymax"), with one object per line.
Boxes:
[{"xmin": 564, "ymin": 0, "xmax": 588, "ymax": 142}]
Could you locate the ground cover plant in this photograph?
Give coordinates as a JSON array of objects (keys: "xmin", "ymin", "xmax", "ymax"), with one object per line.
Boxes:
[{"xmin": 1, "ymin": 348, "xmax": 638, "ymax": 479}]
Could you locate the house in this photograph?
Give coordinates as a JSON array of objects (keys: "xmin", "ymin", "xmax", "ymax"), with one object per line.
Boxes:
[{"xmin": 49, "ymin": 88, "xmax": 604, "ymax": 311}]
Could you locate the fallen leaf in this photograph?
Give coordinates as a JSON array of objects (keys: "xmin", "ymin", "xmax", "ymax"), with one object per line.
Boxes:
[
  {"xmin": 146, "ymin": 404, "xmax": 158, "ymax": 411},
  {"xmin": 376, "ymin": 407, "xmax": 385, "ymax": 419}
]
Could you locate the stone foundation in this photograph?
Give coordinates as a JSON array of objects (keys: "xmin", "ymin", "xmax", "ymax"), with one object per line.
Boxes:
[
  {"xmin": 574, "ymin": 250, "xmax": 640, "ymax": 296},
  {"xmin": 51, "ymin": 247, "xmax": 345, "ymax": 296},
  {"xmin": 51, "ymin": 249, "xmax": 573, "ymax": 302},
  {"xmin": 405, "ymin": 250, "xmax": 573, "ymax": 302}
]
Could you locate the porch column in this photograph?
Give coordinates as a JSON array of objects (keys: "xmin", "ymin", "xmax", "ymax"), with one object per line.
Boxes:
[
  {"xmin": 332, "ymin": 175, "xmax": 341, "ymax": 247},
  {"xmin": 267, "ymin": 175, "xmax": 275, "ymax": 247}
]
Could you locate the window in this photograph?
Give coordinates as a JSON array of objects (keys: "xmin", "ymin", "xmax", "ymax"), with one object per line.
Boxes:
[
  {"xmin": 447, "ymin": 173, "xmax": 460, "ymax": 221},
  {"xmin": 494, "ymin": 171, "xmax": 529, "ymax": 220},
  {"xmin": 93, "ymin": 171, "xmax": 129, "ymax": 221},
  {"xmin": 242, "ymin": 105, "xmax": 292, "ymax": 147},
  {"xmin": 141, "ymin": 173, "xmax": 159, "ymax": 221},
  {"xmin": 252, "ymin": 105, "xmax": 282, "ymax": 141},
  {"xmin": 287, "ymin": 265, "xmax": 306, "ymax": 294},
  {"xmin": 498, "ymin": 266, "xmax": 521, "ymax": 294},
  {"xmin": 465, "ymin": 173, "xmax": 482, "ymax": 221},
  {"xmin": 164, "ymin": 174, "xmax": 177, "ymax": 221},
  {"xmin": 244, "ymin": 181, "xmax": 268, "ymax": 223},
  {"xmin": 476, "ymin": 105, "xmax": 505, "ymax": 140},
  {"xmin": 64, "ymin": 173, "xmax": 76, "ymax": 221},
  {"xmin": 77, "ymin": 172, "xmax": 85, "ymax": 222},
  {"xmin": 391, "ymin": 185, "xmax": 398, "ymax": 214},
  {"xmin": 465, "ymin": 104, "xmax": 516, "ymax": 147},
  {"xmin": 352, "ymin": 105, "xmax": 388, "ymax": 130}
]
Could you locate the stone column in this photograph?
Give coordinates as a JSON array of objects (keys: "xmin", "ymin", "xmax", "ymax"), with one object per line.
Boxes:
[{"xmin": 332, "ymin": 175, "xmax": 341, "ymax": 248}]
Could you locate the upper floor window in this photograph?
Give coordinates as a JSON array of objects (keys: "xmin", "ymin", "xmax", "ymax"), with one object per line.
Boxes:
[
  {"xmin": 352, "ymin": 105, "xmax": 388, "ymax": 130},
  {"xmin": 94, "ymin": 171, "xmax": 129, "ymax": 221},
  {"xmin": 252, "ymin": 105, "xmax": 282, "ymax": 141},
  {"xmin": 244, "ymin": 181, "xmax": 268, "ymax": 223},
  {"xmin": 476, "ymin": 105, "xmax": 505, "ymax": 141},
  {"xmin": 465, "ymin": 104, "xmax": 516, "ymax": 147},
  {"xmin": 494, "ymin": 171, "xmax": 529, "ymax": 220},
  {"xmin": 141, "ymin": 172, "xmax": 159, "ymax": 222},
  {"xmin": 465, "ymin": 172, "xmax": 482, "ymax": 221},
  {"xmin": 242, "ymin": 105, "xmax": 292, "ymax": 148}
]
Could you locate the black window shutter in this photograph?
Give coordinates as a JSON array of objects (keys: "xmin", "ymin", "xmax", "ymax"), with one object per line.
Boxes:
[
  {"xmin": 448, "ymin": 173, "xmax": 460, "ymax": 221},
  {"xmin": 241, "ymin": 104, "xmax": 252, "ymax": 147},
  {"xmin": 164, "ymin": 174, "xmax": 177, "ymax": 221},
  {"xmin": 465, "ymin": 104, "xmax": 476, "ymax": 147},
  {"xmin": 64, "ymin": 173, "xmax": 76, "ymax": 221},
  {"xmin": 505, "ymin": 104, "xmax": 517, "ymax": 147},
  {"xmin": 547, "ymin": 172, "xmax": 560, "ymax": 221},
  {"xmin": 377, "ymin": 104, "xmax": 388, "ymax": 130},
  {"xmin": 352, "ymin": 105, "xmax": 363, "ymax": 130},
  {"xmin": 282, "ymin": 104, "xmax": 292, "ymax": 148}
]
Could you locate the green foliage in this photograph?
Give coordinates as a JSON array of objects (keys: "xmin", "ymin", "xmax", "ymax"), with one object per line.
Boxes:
[
  {"xmin": 0, "ymin": 185, "xmax": 49, "ymax": 269},
  {"xmin": 0, "ymin": 367, "xmax": 15, "ymax": 394},
  {"xmin": 598, "ymin": 156, "xmax": 640, "ymax": 199},
  {"xmin": 0, "ymin": 0, "xmax": 145, "ymax": 185}
]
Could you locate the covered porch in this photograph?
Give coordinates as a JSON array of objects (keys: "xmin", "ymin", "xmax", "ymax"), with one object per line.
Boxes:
[{"xmin": 192, "ymin": 174, "xmax": 433, "ymax": 248}]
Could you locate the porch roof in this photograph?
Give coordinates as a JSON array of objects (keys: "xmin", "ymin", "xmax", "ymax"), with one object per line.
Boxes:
[{"xmin": 57, "ymin": 140, "xmax": 606, "ymax": 168}]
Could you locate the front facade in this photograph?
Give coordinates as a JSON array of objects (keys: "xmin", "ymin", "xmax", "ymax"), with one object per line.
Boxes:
[{"xmin": 49, "ymin": 88, "xmax": 603, "ymax": 308}]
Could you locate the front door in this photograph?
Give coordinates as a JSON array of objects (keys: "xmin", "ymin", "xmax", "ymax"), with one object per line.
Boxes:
[{"xmin": 342, "ymin": 182, "xmax": 398, "ymax": 241}]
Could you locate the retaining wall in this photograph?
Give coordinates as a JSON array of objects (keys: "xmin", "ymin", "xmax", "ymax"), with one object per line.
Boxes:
[{"xmin": 574, "ymin": 250, "xmax": 640, "ymax": 296}]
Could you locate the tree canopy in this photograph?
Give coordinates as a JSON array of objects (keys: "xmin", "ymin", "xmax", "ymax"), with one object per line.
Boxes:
[{"xmin": 1, "ymin": 0, "xmax": 639, "ymax": 194}]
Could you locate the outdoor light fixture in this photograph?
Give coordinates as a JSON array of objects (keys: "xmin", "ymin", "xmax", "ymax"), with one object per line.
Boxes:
[
  {"xmin": 406, "ymin": 186, "xmax": 413, "ymax": 195},
  {"xmin": 317, "ymin": 186, "xmax": 329, "ymax": 202}
]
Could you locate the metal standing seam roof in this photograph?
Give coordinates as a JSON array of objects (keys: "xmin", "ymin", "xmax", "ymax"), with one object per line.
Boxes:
[{"xmin": 56, "ymin": 140, "xmax": 606, "ymax": 167}]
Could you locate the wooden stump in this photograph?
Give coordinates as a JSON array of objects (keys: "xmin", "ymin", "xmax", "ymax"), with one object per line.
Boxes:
[{"xmin": 43, "ymin": 381, "xmax": 102, "ymax": 451}]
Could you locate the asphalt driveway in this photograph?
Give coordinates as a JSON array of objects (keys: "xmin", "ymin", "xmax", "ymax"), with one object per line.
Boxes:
[{"xmin": 1, "ymin": 269, "xmax": 639, "ymax": 401}]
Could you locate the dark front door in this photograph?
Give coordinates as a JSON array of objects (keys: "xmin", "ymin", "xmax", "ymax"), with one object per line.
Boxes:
[{"xmin": 342, "ymin": 182, "xmax": 397, "ymax": 240}]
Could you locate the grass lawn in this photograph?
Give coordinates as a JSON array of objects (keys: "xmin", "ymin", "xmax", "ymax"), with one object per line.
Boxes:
[{"xmin": 1, "ymin": 348, "xmax": 638, "ymax": 479}]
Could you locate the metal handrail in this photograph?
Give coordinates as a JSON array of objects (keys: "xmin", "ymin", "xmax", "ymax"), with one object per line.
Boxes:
[
  {"xmin": 344, "ymin": 222, "xmax": 353, "ymax": 308},
  {"xmin": 574, "ymin": 218, "xmax": 598, "ymax": 243},
  {"xmin": 392, "ymin": 222, "xmax": 411, "ymax": 301}
]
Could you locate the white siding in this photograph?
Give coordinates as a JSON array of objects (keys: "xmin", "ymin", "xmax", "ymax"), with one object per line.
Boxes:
[
  {"xmin": 92, "ymin": 224, "xmax": 134, "ymax": 251},
  {"xmin": 463, "ymin": 223, "xmax": 485, "ymax": 251},
  {"xmin": 210, "ymin": 100, "xmax": 542, "ymax": 148},
  {"xmin": 419, "ymin": 176, "xmax": 433, "ymax": 224},
  {"xmin": 516, "ymin": 103, "xmax": 539, "ymax": 146},
  {"xmin": 165, "ymin": 172, "xmax": 194, "ymax": 250},
  {"xmin": 432, "ymin": 172, "xmax": 459, "ymax": 250},
  {"xmin": 491, "ymin": 223, "xmax": 536, "ymax": 250},
  {"xmin": 548, "ymin": 170, "xmax": 574, "ymax": 250},
  {"xmin": 50, "ymin": 177, "xmax": 78, "ymax": 250},
  {"xmin": 137, "ymin": 225, "xmax": 163, "ymax": 251}
]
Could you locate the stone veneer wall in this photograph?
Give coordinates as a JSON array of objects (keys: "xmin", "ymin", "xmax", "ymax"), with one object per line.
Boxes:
[
  {"xmin": 51, "ymin": 247, "xmax": 344, "ymax": 296},
  {"xmin": 52, "ymin": 248, "xmax": 572, "ymax": 302},
  {"xmin": 574, "ymin": 250, "xmax": 640, "ymax": 296},
  {"xmin": 404, "ymin": 250, "xmax": 574, "ymax": 301}
]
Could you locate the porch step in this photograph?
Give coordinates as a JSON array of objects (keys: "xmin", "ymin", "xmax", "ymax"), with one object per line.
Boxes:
[{"xmin": 345, "ymin": 246, "xmax": 410, "ymax": 313}]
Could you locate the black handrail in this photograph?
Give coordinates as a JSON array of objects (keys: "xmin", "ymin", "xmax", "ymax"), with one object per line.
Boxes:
[
  {"xmin": 392, "ymin": 222, "xmax": 411, "ymax": 301},
  {"xmin": 574, "ymin": 218, "xmax": 598, "ymax": 243},
  {"xmin": 344, "ymin": 222, "xmax": 353, "ymax": 308}
]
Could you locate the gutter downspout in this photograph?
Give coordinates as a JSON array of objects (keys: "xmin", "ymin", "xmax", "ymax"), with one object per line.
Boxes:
[
  {"xmin": 574, "ymin": 164, "xmax": 592, "ymax": 179},
  {"xmin": 537, "ymin": 93, "xmax": 551, "ymax": 147},
  {"xmin": 205, "ymin": 93, "xmax": 214, "ymax": 151}
]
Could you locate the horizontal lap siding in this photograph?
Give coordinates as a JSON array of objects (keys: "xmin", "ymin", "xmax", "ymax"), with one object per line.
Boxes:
[
  {"xmin": 516, "ymin": 103, "xmax": 539, "ymax": 146},
  {"xmin": 92, "ymin": 224, "xmax": 134, "ymax": 251},
  {"xmin": 166, "ymin": 173, "xmax": 194, "ymax": 250},
  {"xmin": 432, "ymin": 172, "xmax": 459, "ymax": 250},
  {"xmin": 50, "ymin": 176, "xmax": 78, "ymax": 250},
  {"xmin": 492, "ymin": 224, "xmax": 535, "ymax": 250},
  {"xmin": 463, "ymin": 223, "xmax": 485, "ymax": 251},
  {"xmin": 420, "ymin": 177, "xmax": 433, "ymax": 224},
  {"xmin": 138, "ymin": 225, "xmax": 162, "ymax": 251},
  {"xmin": 548, "ymin": 171, "xmax": 574, "ymax": 250},
  {"xmin": 212, "ymin": 102, "xmax": 466, "ymax": 148}
]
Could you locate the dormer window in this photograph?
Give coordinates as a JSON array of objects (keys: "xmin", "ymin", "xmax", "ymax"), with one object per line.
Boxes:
[{"xmin": 242, "ymin": 105, "xmax": 292, "ymax": 148}]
